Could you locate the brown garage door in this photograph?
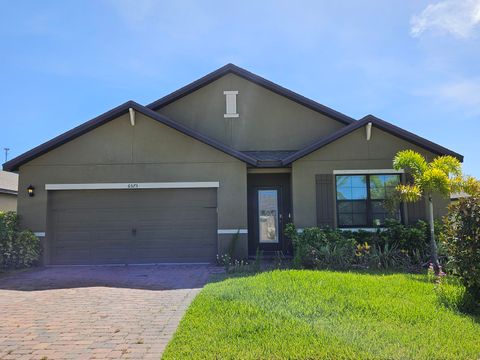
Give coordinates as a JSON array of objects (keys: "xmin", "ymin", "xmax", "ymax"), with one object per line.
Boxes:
[{"xmin": 47, "ymin": 189, "xmax": 217, "ymax": 265}]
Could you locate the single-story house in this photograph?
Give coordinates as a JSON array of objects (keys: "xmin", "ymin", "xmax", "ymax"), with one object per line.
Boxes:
[
  {"xmin": 0, "ymin": 170, "xmax": 18, "ymax": 212},
  {"xmin": 2, "ymin": 64, "xmax": 462, "ymax": 265}
]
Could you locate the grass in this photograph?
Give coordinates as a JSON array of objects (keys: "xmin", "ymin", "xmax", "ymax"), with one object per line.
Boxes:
[{"xmin": 163, "ymin": 270, "xmax": 480, "ymax": 359}]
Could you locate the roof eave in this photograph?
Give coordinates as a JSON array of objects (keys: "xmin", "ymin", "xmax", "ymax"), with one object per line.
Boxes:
[
  {"xmin": 0, "ymin": 188, "xmax": 18, "ymax": 195},
  {"xmin": 282, "ymin": 115, "xmax": 463, "ymax": 165},
  {"xmin": 147, "ymin": 63, "xmax": 355, "ymax": 125},
  {"xmin": 3, "ymin": 101, "xmax": 258, "ymax": 171}
]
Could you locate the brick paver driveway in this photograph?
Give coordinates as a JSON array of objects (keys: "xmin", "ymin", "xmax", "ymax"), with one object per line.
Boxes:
[{"xmin": 0, "ymin": 265, "xmax": 216, "ymax": 359}]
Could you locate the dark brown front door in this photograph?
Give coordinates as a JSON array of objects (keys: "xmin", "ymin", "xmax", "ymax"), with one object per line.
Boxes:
[{"xmin": 247, "ymin": 174, "xmax": 292, "ymax": 256}]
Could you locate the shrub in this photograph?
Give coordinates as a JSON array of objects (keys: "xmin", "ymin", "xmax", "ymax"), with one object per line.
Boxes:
[
  {"xmin": 442, "ymin": 195, "xmax": 480, "ymax": 301},
  {"xmin": 0, "ymin": 211, "xmax": 41, "ymax": 270},
  {"xmin": 285, "ymin": 220, "xmax": 432, "ymax": 271},
  {"xmin": 285, "ymin": 224, "xmax": 356, "ymax": 270}
]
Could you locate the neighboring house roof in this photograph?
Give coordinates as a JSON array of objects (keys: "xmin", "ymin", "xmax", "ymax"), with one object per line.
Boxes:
[
  {"xmin": 2, "ymin": 101, "xmax": 258, "ymax": 172},
  {"xmin": 0, "ymin": 171, "xmax": 18, "ymax": 195},
  {"xmin": 147, "ymin": 63, "xmax": 356, "ymax": 125},
  {"xmin": 282, "ymin": 115, "xmax": 464, "ymax": 165},
  {"xmin": 451, "ymin": 192, "xmax": 470, "ymax": 200}
]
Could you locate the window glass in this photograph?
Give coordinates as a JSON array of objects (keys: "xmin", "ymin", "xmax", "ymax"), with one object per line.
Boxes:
[
  {"xmin": 370, "ymin": 175, "xmax": 400, "ymax": 200},
  {"xmin": 335, "ymin": 174, "xmax": 401, "ymax": 227},
  {"xmin": 336, "ymin": 176, "xmax": 367, "ymax": 200},
  {"xmin": 258, "ymin": 189, "xmax": 279, "ymax": 243}
]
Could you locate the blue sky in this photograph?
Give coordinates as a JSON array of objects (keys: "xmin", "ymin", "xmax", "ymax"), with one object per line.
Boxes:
[{"xmin": 1, "ymin": 0, "xmax": 479, "ymax": 176}]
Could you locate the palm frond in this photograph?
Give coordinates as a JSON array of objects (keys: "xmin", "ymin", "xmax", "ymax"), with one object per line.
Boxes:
[
  {"xmin": 395, "ymin": 184, "xmax": 422, "ymax": 202},
  {"xmin": 393, "ymin": 150, "xmax": 427, "ymax": 178},
  {"xmin": 430, "ymin": 156, "xmax": 462, "ymax": 177}
]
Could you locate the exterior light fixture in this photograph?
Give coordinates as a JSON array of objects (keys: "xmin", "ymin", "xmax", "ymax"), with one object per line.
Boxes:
[{"xmin": 27, "ymin": 185, "xmax": 35, "ymax": 197}]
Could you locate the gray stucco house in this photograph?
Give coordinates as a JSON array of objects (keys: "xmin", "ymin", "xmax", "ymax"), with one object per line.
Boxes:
[
  {"xmin": 0, "ymin": 170, "xmax": 18, "ymax": 212},
  {"xmin": 3, "ymin": 64, "xmax": 462, "ymax": 265}
]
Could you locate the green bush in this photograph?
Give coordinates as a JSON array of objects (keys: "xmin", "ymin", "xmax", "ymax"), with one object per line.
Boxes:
[
  {"xmin": 285, "ymin": 220, "xmax": 431, "ymax": 271},
  {"xmin": 0, "ymin": 211, "xmax": 41, "ymax": 270},
  {"xmin": 442, "ymin": 196, "xmax": 480, "ymax": 301},
  {"xmin": 285, "ymin": 224, "xmax": 356, "ymax": 270}
]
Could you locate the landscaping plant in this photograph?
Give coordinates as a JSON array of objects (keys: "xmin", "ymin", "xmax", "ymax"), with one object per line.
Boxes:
[
  {"xmin": 442, "ymin": 193, "xmax": 480, "ymax": 302},
  {"xmin": 393, "ymin": 150, "xmax": 463, "ymax": 271},
  {"xmin": 286, "ymin": 221, "xmax": 432, "ymax": 271},
  {"xmin": 0, "ymin": 211, "xmax": 41, "ymax": 270}
]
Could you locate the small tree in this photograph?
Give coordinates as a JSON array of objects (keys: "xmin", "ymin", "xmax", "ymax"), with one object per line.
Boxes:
[{"xmin": 393, "ymin": 150, "xmax": 462, "ymax": 271}]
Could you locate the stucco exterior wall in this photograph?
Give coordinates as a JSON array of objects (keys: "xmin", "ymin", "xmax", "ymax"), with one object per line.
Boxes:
[
  {"xmin": 292, "ymin": 126, "xmax": 450, "ymax": 228},
  {"xmin": 17, "ymin": 113, "xmax": 248, "ymax": 258},
  {"xmin": 157, "ymin": 73, "xmax": 345, "ymax": 151},
  {"xmin": 0, "ymin": 193, "xmax": 17, "ymax": 212}
]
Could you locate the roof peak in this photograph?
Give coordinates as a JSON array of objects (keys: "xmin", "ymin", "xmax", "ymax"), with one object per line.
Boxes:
[{"xmin": 146, "ymin": 63, "xmax": 355, "ymax": 125}]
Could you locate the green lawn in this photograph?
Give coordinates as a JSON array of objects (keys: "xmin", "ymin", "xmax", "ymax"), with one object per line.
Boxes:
[{"xmin": 163, "ymin": 270, "xmax": 480, "ymax": 360}]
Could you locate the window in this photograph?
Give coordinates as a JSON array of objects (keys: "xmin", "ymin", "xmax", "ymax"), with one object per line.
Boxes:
[
  {"xmin": 336, "ymin": 174, "xmax": 401, "ymax": 227},
  {"xmin": 258, "ymin": 189, "xmax": 279, "ymax": 243}
]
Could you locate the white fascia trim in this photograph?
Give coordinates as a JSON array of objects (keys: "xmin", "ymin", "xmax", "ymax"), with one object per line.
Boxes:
[
  {"xmin": 34, "ymin": 232, "xmax": 46, "ymax": 237},
  {"xmin": 333, "ymin": 169, "xmax": 404, "ymax": 175},
  {"xmin": 217, "ymin": 229, "xmax": 248, "ymax": 234},
  {"xmin": 45, "ymin": 182, "xmax": 220, "ymax": 191}
]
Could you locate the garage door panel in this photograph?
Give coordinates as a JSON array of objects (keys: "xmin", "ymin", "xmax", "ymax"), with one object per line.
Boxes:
[
  {"xmin": 135, "ymin": 231, "xmax": 216, "ymax": 239},
  {"xmin": 134, "ymin": 237, "xmax": 215, "ymax": 248},
  {"xmin": 48, "ymin": 188, "xmax": 217, "ymax": 264},
  {"xmin": 51, "ymin": 189, "xmax": 217, "ymax": 209},
  {"xmin": 133, "ymin": 247, "xmax": 216, "ymax": 262},
  {"xmin": 52, "ymin": 249, "xmax": 92, "ymax": 265}
]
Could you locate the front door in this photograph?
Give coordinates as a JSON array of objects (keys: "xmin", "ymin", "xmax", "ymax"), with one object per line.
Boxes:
[{"xmin": 248, "ymin": 174, "xmax": 292, "ymax": 256}]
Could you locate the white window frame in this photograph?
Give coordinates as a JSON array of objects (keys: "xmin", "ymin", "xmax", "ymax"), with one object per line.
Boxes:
[{"xmin": 333, "ymin": 169, "xmax": 404, "ymax": 175}]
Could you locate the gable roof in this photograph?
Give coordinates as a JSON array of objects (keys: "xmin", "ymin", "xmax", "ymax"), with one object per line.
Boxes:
[
  {"xmin": 147, "ymin": 63, "xmax": 355, "ymax": 125},
  {"xmin": 2, "ymin": 101, "xmax": 258, "ymax": 172},
  {"xmin": 282, "ymin": 115, "xmax": 463, "ymax": 165},
  {"xmin": 2, "ymin": 65, "xmax": 463, "ymax": 172}
]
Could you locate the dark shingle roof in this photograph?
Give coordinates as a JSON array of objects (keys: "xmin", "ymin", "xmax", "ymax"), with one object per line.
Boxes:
[
  {"xmin": 242, "ymin": 150, "xmax": 297, "ymax": 161},
  {"xmin": 242, "ymin": 150, "xmax": 298, "ymax": 167}
]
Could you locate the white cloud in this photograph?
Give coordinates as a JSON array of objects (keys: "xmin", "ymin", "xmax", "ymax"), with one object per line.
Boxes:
[
  {"xmin": 417, "ymin": 79, "xmax": 480, "ymax": 115},
  {"xmin": 437, "ymin": 79, "xmax": 480, "ymax": 107},
  {"xmin": 411, "ymin": 0, "xmax": 480, "ymax": 38}
]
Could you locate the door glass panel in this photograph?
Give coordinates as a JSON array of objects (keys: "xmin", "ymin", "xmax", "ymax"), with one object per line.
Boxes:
[{"xmin": 258, "ymin": 189, "xmax": 279, "ymax": 243}]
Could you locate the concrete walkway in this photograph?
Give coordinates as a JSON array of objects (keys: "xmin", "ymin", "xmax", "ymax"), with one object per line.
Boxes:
[{"xmin": 0, "ymin": 265, "xmax": 216, "ymax": 359}]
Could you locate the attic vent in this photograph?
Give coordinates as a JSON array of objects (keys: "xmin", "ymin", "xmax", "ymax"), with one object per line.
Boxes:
[{"xmin": 223, "ymin": 91, "xmax": 239, "ymax": 118}]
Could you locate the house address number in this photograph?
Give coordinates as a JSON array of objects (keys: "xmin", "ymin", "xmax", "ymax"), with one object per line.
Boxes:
[{"xmin": 127, "ymin": 183, "xmax": 139, "ymax": 189}]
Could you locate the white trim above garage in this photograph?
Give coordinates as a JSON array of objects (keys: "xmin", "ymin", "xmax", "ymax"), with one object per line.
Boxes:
[
  {"xmin": 45, "ymin": 182, "xmax": 220, "ymax": 191},
  {"xmin": 333, "ymin": 169, "xmax": 404, "ymax": 175}
]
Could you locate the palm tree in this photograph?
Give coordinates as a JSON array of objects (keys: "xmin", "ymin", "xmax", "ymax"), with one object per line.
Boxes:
[{"xmin": 393, "ymin": 150, "xmax": 462, "ymax": 271}]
